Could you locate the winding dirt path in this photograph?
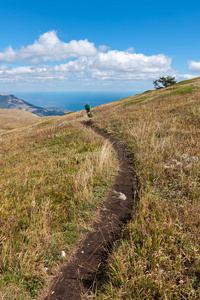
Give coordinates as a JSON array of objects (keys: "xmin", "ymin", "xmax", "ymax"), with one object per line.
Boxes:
[{"xmin": 44, "ymin": 122, "xmax": 138, "ymax": 300}]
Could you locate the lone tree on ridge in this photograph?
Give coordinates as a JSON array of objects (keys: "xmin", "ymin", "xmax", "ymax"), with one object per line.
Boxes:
[{"xmin": 153, "ymin": 76, "xmax": 177, "ymax": 89}]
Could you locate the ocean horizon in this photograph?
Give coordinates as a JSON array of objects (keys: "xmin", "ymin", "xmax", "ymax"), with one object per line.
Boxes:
[{"xmin": 14, "ymin": 91, "xmax": 138, "ymax": 112}]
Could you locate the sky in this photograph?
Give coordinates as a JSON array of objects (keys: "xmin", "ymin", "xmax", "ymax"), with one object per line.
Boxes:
[{"xmin": 0, "ymin": 0, "xmax": 200, "ymax": 93}]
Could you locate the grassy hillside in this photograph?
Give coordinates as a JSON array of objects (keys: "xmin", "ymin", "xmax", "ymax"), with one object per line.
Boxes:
[
  {"xmin": 0, "ymin": 113, "xmax": 118, "ymax": 299},
  {"xmin": 1, "ymin": 77, "xmax": 200, "ymax": 299},
  {"xmin": 0, "ymin": 109, "xmax": 40, "ymax": 133},
  {"xmin": 90, "ymin": 77, "xmax": 200, "ymax": 299}
]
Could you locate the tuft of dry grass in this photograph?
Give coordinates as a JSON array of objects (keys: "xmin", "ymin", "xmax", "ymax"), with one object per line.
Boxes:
[
  {"xmin": 91, "ymin": 78, "xmax": 200, "ymax": 299},
  {"xmin": 0, "ymin": 115, "xmax": 118, "ymax": 299}
]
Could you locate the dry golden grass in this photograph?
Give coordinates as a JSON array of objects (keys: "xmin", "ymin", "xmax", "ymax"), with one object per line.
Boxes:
[
  {"xmin": 0, "ymin": 113, "xmax": 118, "ymax": 299},
  {"xmin": 1, "ymin": 77, "xmax": 200, "ymax": 299},
  {"xmin": 0, "ymin": 109, "xmax": 41, "ymax": 134},
  {"xmin": 91, "ymin": 78, "xmax": 200, "ymax": 299}
]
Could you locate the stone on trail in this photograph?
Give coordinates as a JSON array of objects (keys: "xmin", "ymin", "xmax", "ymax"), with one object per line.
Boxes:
[{"xmin": 115, "ymin": 192, "xmax": 127, "ymax": 201}]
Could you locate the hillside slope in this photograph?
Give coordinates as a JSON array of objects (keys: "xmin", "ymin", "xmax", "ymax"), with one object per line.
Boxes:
[
  {"xmin": 90, "ymin": 77, "xmax": 200, "ymax": 299},
  {"xmin": 0, "ymin": 111, "xmax": 118, "ymax": 299},
  {"xmin": 0, "ymin": 109, "xmax": 40, "ymax": 133},
  {"xmin": 0, "ymin": 77, "xmax": 200, "ymax": 299},
  {"xmin": 0, "ymin": 94, "xmax": 70, "ymax": 116}
]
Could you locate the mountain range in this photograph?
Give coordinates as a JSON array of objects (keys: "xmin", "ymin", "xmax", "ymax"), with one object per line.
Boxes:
[{"xmin": 0, "ymin": 94, "xmax": 71, "ymax": 117}]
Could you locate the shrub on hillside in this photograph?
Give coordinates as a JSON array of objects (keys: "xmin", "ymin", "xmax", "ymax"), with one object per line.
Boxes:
[{"xmin": 153, "ymin": 76, "xmax": 177, "ymax": 89}]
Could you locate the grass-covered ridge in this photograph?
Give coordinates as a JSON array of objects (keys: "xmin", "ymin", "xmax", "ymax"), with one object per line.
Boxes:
[
  {"xmin": 91, "ymin": 78, "xmax": 200, "ymax": 299},
  {"xmin": 1, "ymin": 76, "xmax": 200, "ymax": 299},
  {"xmin": 0, "ymin": 115, "xmax": 118, "ymax": 299}
]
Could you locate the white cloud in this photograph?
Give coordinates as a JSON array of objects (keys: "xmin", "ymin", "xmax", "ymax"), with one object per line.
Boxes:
[
  {"xmin": 176, "ymin": 74, "xmax": 197, "ymax": 80},
  {"xmin": 54, "ymin": 57, "xmax": 87, "ymax": 72},
  {"xmin": 188, "ymin": 60, "xmax": 200, "ymax": 72},
  {"xmin": 87, "ymin": 51, "xmax": 172, "ymax": 73},
  {"xmin": 0, "ymin": 65, "xmax": 8, "ymax": 71},
  {"xmin": 125, "ymin": 47, "xmax": 135, "ymax": 53},
  {"xmin": 50, "ymin": 50, "xmax": 174, "ymax": 82},
  {"xmin": 98, "ymin": 45, "xmax": 110, "ymax": 52},
  {"xmin": 0, "ymin": 32, "xmax": 185, "ymax": 87},
  {"xmin": 0, "ymin": 50, "xmax": 175, "ymax": 84},
  {"xmin": 0, "ymin": 46, "xmax": 17, "ymax": 64},
  {"xmin": 0, "ymin": 30, "xmax": 97, "ymax": 64},
  {"xmin": 0, "ymin": 65, "xmax": 53, "ymax": 82}
]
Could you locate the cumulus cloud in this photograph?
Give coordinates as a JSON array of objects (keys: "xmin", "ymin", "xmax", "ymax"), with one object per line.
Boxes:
[
  {"xmin": 98, "ymin": 45, "xmax": 110, "ymax": 52},
  {"xmin": 125, "ymin": 47, "xmax": 135, "ymax": 53},
  {"xmin": 0, "ymin": 32, "xmax": 181, "ymax": 86},
  {"xmin": 0, "ymin": 46, "xmax": 17, "ymax": 64},
  {"xmin": 51, "ymin": 50, "xmax": 174, "ymax": 82},
  {"xmin": 54, "ymin": 57, "xmax": 87, "ymax": 72},
  {"xmin": 176, "ymin": 74, "xmax": 197, "ymax": 80},
  {"xmin": 188, "ymin": 60, "xmax": 200, "ymax": 72},
  {"xmin": 86, "ymin": 51, "xmax": 172, "ymax": 73},
  {"xmin": 0, "ymin": 30, "xmax": 97, "ymax": 64},
  {"xmin": 0, "ymin": 49, "xmax": 175, "ymax": 83}
]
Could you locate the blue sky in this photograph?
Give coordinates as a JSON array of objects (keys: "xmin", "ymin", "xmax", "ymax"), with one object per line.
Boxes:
[{"xmin": 0, "ymin": 0, "xmax": 200, "ymax": 92}]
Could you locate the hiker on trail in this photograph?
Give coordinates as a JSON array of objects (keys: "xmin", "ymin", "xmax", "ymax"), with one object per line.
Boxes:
[{"xmin": 85, "ymin": 103, "xmax": 91, "ymax": 117}]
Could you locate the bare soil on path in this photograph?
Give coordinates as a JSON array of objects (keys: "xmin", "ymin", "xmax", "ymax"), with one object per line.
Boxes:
[{"xmin": 43, "ymin": 122, "xmax": 138, "ymax": 300}]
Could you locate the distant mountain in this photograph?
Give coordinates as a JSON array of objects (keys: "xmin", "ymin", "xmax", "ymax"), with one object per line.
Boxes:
[{"xmin": 0, "ymin": 94, "xmax": 71, "ymax": 117}]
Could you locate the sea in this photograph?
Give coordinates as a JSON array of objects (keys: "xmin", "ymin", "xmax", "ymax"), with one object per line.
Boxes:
[{"xmin": 14, "ymin": 91, "xmax": 137, "ymax": 112}]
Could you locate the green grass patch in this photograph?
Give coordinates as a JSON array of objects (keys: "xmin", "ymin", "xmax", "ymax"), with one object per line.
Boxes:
[
  {"xmin": 2, "ymin": 127, "xmax": 13, "ymax": 130},
  {"xmin": 36, "ymin": 119, "xmax": 56, "ymax": 126},
  {"xmin": 122, "ymin": 96, "xmax": 149, "ymax": 107},
  {"xmin": 175, "ymin": 77, "xmax": 199, "ymax": 86},
  {"xmin": 141, "ymin": 89, "xmax": 154, "ymax": 94},
  {"xmin": 170, "ymin": 85, "xmax": 198, "ymax": 95},
  {"xmin": 154, "ymin": 86, "xmax": 198, "ymax": 100}
]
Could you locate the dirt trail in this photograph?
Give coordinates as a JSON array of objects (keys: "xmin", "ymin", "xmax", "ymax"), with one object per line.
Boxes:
[{"xmin": 44, "ymin": 122, "xmax": 138, "ymax": 300}]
